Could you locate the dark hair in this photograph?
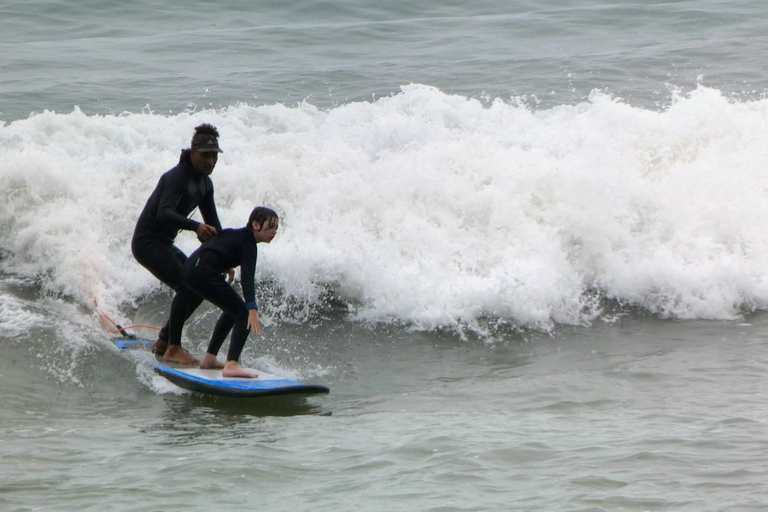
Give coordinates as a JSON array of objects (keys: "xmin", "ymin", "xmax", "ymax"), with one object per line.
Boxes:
[
  {"xmin": 248, "ymin": 206, "xmax": 279, "ymax": 230},
  {"xmin": 194, "ymin": 123, "xmax": 220, "ymax": 138}
]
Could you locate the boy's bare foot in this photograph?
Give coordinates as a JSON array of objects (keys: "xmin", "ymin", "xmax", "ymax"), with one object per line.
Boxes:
[
  {"xmin": 151, "ymin": 338, "xmax": 168, "ymax": 356},
  {"xmin": 162, "ymin": 345, "xmax": 199, "ymax": 366},
  {"xmin": 199, "ymin": 353, "xmax": 225, "ymax": 370},
  {"xmin": 221, "ymin": 361, "xmax": 258, "ymax": 379}
]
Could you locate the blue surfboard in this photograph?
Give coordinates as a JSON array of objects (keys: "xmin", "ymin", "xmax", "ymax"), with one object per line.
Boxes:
[{"xmin": 113, "ymin": 338, "xmax": 330, "ymax": 398}]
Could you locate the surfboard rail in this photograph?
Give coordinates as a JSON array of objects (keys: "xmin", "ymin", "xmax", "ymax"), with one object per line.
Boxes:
[
  {"xmin": 112, "ymin": 337, "xmax": 330, "ymax": 398},
  {"xmin": 154, "ymin": 364, "xmax": 329, "ymax": 398}
]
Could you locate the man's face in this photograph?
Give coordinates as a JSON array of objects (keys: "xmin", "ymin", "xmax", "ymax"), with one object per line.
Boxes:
[{"xmin": 190, "ymin": 150, "xmax": 218, "ymax": 175}]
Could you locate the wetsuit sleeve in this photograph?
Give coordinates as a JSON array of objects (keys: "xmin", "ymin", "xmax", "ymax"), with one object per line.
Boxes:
[
  {"xmin": 240, "ymin": 241, "xmax": 258, "ymax": 310},
  {"xmin": 156, "ymin": 172, "xmax": 200, "ymax": 232},
  {"xmin": 198, "ymin": 179, "xmax": 223, "ymax": 232}
]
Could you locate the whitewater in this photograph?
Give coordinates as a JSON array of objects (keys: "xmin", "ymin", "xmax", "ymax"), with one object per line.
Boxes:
[{"xmin": 2, "ymin": 85, "xmax": 768, "ymax": 338}]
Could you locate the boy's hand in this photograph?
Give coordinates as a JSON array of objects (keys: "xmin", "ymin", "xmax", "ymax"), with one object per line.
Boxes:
[{"xmin": 248, "ymin": 309, "xmax": 261, "ymax": 334}]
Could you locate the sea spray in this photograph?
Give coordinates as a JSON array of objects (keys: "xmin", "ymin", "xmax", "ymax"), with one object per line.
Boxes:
[{"xmin": 2, "ymin": 85, "xmax": 768, "ymax": 335}]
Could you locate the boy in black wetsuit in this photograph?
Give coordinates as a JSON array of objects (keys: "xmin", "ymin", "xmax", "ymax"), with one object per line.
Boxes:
[
  {"xmin": 167, "ymin": 207, "xmax": 278, "ymax": 378},
  {"xmin": 131, "ymin": 123, "xmax": 232, "ymax": 365}
]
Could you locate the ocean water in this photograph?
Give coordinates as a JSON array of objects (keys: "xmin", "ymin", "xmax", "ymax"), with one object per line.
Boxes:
[{"xmin": 4, "ymin": 1, "xmax": 768, "ymax": 510}]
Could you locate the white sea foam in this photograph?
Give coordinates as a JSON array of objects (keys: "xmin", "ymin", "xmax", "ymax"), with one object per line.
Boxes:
[
  {"xmin": 2, "ymin": 85, "xmax": 768, "ymax": 332},
  {"xmin": 0, "ymin": 292, "xmax": 48, "ymax": 338},
  {"xmin": 253, "ymin": 355, "xmax": 330, "ymax": 381}
]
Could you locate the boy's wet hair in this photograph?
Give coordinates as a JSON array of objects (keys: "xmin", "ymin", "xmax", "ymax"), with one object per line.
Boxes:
[{"xmin": 248, "ymin": 207, "xmax": 279, "ymax": 230}]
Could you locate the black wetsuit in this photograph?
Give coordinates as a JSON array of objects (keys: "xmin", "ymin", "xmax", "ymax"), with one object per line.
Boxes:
[
  {"xmin": 168, "ymin": 226, "xmax": 259, "ymax": 362},
  {"xmin": 131, "ymin": 149, "xmax": 222, "ymax": 344}
]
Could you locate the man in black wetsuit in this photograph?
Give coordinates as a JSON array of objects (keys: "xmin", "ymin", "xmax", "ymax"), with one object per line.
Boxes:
[{"xmin": 131, "ymin": 123, "xmax": 231, "ymax": 365}]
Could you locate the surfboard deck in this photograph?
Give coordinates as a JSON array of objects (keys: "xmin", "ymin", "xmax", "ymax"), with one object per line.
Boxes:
[{"xmin": 113, "ymin": 338, "xmax": 330, "ymax": 398}]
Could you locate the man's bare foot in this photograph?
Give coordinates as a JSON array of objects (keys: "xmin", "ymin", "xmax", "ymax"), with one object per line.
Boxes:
[
  {"xmin": 221, "ymin": 361, "xmax": 258, "ymax": 378},
  {"xmin": 163, "ymin": 345, "xmax": 199, "ymax": 366},
  {"xmin": 199, "ymin": 353, "xmax": 225, "ymax": 370},
  {"xmin": 151, "ymin": 338, "xmax": 168, "ymax": 356}
]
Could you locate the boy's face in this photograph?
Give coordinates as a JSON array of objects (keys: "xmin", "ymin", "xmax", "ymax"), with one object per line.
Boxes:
[{"xmin": 253, "ymin": 218, "xmax": 279, "ymax": 243}]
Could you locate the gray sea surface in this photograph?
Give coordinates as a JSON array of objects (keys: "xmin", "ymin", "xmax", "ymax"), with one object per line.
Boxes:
[
  {"xmin": 4, "ymin": 310, "xmax": 768, "ymax": 511},
  {"xmin": 2, "ymin": 0, "xmax": 768, "ymax": 121}
]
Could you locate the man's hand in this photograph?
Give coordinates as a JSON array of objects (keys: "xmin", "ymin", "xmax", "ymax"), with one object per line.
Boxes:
[
  {"xmin": 196, "ymin": 223, "xmax": 218, "ymax": 242},
  {"xmin": 226, "ymin": 268, "xmax": 235, "ymax": 284}
]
